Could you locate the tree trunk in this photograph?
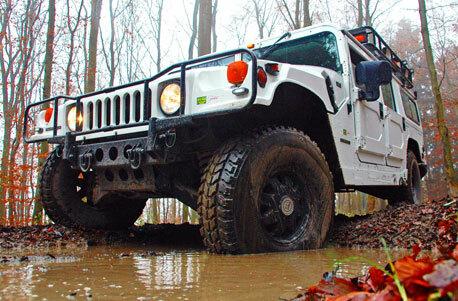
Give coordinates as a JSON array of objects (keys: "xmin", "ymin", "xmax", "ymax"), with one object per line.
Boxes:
[
  {"xmin": 364, "ymin": 0, "xmax": 371, "ymax": 26},
  {"xmin": 34, "ymin": 0, "xmax": 56, "ymax": 223},
  {"xmin": 85, "ymin": 0, "xmax": 103, "ymax": 93},
  {"xmin": 43, "ymin": 0, "xmax": 55, "ymax": 100},
  {"xmin": 294, "ymin": 0, "xmax": 300, "ymax": 29},
  {"xmin": 188, "ymin": 0, "xmax": 199, "ymax": 59},
  {"xmin": 418, "ymin": 0, "xmax": 458, "ymax": 197},
  {"xmin": 108, "ymin": 0, "xmax": 115, "ymax": 86},
  {"xmin": 211, "ymin": 0, "xmax": 218, "ymax": 53},
  {"xmin": 302, "ymin": 0, "xmax": 311, "ymax": 27},
  {"xmin": 155, "ymin": 0, "xmax": 164, "ymax": 72},
  {"xmin": 357, "ymin": 0, "xmax": 363, "ymax": 26},
  {"xmin": 198, "ymin": 0, "xmax": 212, "ymax": 56}
]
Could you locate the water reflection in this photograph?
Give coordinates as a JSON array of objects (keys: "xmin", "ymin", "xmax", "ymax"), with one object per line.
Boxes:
[{"xmin": 0, "ymin": 246, "xmax": 398, "ymax": 300}]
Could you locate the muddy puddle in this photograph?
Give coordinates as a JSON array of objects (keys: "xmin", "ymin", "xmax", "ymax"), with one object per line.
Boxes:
[{"xmin": 0, "ymin": 240, "xmax": 402, "ymax": 301}]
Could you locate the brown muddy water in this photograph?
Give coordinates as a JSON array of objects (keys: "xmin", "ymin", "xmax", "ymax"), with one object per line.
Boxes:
[{"xmin": 0, "ymin": 242, "xmax": 400, "ymax": 301}]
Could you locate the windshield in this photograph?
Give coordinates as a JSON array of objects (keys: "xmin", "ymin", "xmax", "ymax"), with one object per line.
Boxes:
[
  {"xmin": 253, "ymin": 31, "xmax": 342, "ymax": 73},
  {"xmin": 191, "ymin": 31, "xmax": 342, "ymax": 73}
]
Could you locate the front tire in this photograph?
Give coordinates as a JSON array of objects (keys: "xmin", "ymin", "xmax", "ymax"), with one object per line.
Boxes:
[
  {"xmin": 39, "ymin": 149, "xmax": 146, "ymax": 230},
  {"xmin": 197, "ymin": 127, "xmax": 335, "ymax": 254}
]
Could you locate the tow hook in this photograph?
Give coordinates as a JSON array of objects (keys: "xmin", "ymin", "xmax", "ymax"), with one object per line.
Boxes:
[
  {"xmin": 126, "ymin": 144, "xmax": 145, "ymax": 169},
  {"xmin": 159, "ymin": 130, "xmax": 176, "ymax": 149},
  {"xmin": 79, "ymin": 150, "xmax": 93, "ymax": 172}
]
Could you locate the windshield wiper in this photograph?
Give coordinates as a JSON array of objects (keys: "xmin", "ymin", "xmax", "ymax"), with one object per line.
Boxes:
[{"xmin": 259, "ymin": 32, "xmax": 291, "ymax": 59}]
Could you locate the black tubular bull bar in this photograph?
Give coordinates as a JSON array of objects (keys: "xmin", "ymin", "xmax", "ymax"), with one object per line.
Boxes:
[{"xmin": 23, "ymin": 48, "xmax": 258, "ymax": 144}]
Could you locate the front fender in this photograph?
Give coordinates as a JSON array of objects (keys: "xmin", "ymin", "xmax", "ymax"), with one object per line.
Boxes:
[{"xmin": 254, "ymin": 63, "xmax": 342, "ymax": 113}]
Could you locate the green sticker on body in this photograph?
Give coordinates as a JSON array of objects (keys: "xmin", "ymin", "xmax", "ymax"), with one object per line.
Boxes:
[{"xmin": 197, "ymin": 96, "xmax": 207, "ymax": 105}]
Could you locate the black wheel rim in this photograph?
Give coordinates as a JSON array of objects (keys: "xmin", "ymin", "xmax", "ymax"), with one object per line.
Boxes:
[{"xmin": 258, "ymin": 171, "xmax": 310, "ymax": 242}]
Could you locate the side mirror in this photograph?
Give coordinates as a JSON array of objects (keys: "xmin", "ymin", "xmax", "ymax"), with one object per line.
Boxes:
[{"xmin": 356, "ymin": 60, "xmax": 392, "ymax": 101}]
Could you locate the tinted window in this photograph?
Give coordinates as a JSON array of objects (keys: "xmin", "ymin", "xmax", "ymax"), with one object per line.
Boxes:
[
  {"xmin": 381, "ymin": 83, "xmax": 396, "ymax": 111},
  {"xmin": 401, "ymin": 91, "xmax": 420, "ymax": 123},
  {"xmin": 254, "ymin": 32, "xmax": 342, "ymax": 73}
]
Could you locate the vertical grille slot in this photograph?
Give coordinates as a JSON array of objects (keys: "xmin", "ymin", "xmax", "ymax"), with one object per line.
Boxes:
[
  {"xmin": 96, "ymin": 100, "xmax": 102, "ymax": 128},
  {"xmin": 105, "ymin": 97, "xmax": 111, "ymax": 126},
  {"xmin": 115, "ymin": 96, "xmax": 121, "ymax": 125},
  {"xmin": 134, "ymin": 91, "xmax": 141, "ymax": 122},
  {"xmin": 124, "ymin": 93, "xmax": 130, "ymax": 124},
  {"xmin": 88, "ymin": 102, "xmax": 94, "ymax": 130}
]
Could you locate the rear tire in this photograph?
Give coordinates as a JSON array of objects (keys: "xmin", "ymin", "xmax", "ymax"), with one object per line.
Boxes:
[
  {"xmin": 388, "ymin": 150, "xmax": 422, "ymax": 205},
  {"xmin": 39, "ymin": 149, "xmax": 146, "ymax": 230},
  {"xmin": 197, "ymin": 127, "xmax": 335, "ymax": 254}
]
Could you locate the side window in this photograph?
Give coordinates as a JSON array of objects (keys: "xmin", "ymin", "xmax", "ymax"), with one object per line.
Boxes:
[
  {"xmin": 381, "ymin": 82, "xmax": 396, "ymax": 110},
  {"xmin": 401, "ymin": 90, "xmax": 420, "ymax": 124},
  {"xmin": 349, "ymin": 47, "xmax": 365, "ymax": 88}
]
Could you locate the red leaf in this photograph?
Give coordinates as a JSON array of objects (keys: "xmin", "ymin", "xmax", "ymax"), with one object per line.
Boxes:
[
  {"xmin": 394, "ymin": 256, "xmax": 434, "ymax": 282},
  {"xmin": 368, "ymin": 267, "xmax": 386, "ymax": 291},
  {"xmin": 306, "ymin": 277, "xmax": 358, "ymax": 296}
]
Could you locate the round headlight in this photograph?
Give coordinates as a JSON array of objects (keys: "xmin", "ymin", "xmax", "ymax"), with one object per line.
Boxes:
[
  {"xmin": 160, "ymin": 83, "xmax": 181, "ymax": 115},
  {"xmin": 67, "ymin": 106, "xmax": 83, "ymax": 131}
]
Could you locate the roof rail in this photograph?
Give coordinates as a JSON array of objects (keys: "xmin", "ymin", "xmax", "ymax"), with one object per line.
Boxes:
[{"xmin": 349, "ymin": 26, "xmax": 414, "ymax": 89}]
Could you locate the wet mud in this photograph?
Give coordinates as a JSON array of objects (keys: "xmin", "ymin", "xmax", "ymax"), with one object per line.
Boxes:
[{"xmin": 0, "ymin": 244, "xmax": 395, "ymax": 300}]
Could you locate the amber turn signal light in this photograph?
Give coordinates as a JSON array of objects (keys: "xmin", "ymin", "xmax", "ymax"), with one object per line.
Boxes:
[
  {"xmin": 44, "ymin": 107, "xmax": 53, "ymax": 123},
  {"xmin": 227, "ymin": 61, "xmax": 248, "ymax": 86}
]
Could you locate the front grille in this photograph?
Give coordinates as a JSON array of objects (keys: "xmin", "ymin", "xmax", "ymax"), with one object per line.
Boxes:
[{"xmin": 81, "ymin": 88, "xmax": 147, "ymax": 131}]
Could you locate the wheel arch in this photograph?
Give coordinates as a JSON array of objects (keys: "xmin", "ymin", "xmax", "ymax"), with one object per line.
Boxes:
[
  {"xmin": 255, "ymin": 82, "xmax": 344, "ymax": 189},
  {"xmin": 407, "ymin": 138, "xmax": 426, "ymax": 177},
  {"xmin": 188, "ymin": 82, "xmax": 344, "ymax": 189}
]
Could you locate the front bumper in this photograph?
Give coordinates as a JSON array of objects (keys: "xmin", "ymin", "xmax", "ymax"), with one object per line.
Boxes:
[{"xmin": 62, "ymin": 116, "xmax": 195, "ymax": 171}]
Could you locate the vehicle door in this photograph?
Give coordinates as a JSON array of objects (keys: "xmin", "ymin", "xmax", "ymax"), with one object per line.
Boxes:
[
  {"xmin": 381, "ymin": 80, "xmax": 405, "ymax": 168},
  {"xmin": 350, "ymin": 47, "xmax": 387, "ymax": 165}
]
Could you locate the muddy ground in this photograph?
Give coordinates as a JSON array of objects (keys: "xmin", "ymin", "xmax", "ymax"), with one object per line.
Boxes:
[
  {"xmin": 0, "ymin": 198, "xmax": 456, "ymax": 256},
  {"xmin": 330, "ymin": 197, "xmax": 457, "ymax": 250}
]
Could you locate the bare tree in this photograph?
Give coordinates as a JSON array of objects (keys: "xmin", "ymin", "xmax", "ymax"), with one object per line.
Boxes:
[
  {"xmin": 85, "ymin": 0, "xmax": 102, "ymax": 93},
  {"xmin": 188, "ymin": 0, "xmax": 199, "ymax": 59},
  {"xmin": 198, "ymin": 0, "xmax": 212, "ymax": 56},
  {"xmin": 65, "ymin": 0, "xmax": 85, "ymax": 94},
  {"xmin": 357, "ymin": 0, "xmax": 363, "ymax": 26},
  {"xmin": 147, "ymin": 0, "xmax": 164, "ymax": 72},
  {"xmin": 34, "ymin": 0, "xmax": 56, "ymax": 221},
  {"xmin": 276, "ymin": 0, "xmax": 312, "ymax": 30},
  {"xmin": 252, "ymin": 0, "xmax": 279, "ymax": 39},
  {"xmin": 418, "ymin": 0, "xmax": 457, "ymax": 197},
  {"xmin": 211, "ymin": 0, "xmax": 218, "ymax": 52},
  {"xmin": 43, "ymin": 0, "xmax": 55, "ymax": 100},
  {"xmin": 303, "ymin": 0, "xmax": 311, "ymax": 27},
  {"xmin": 0, "ymin": 0, "xmax": 45, "ymax": 224},
  {"xmin": 101, "ymin": 0, "xmax": 129, "ymax": 86}
]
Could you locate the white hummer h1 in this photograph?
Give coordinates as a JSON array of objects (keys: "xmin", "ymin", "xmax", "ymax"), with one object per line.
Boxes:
[{"xmin": 25, "ymin": 24, "xmax": 427, "ymax": 254}]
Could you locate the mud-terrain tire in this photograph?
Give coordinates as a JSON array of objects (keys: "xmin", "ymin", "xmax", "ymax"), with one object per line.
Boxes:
[
  {"xmin": 39, "ymin": 149, "xmax": 146, "ymax": 230},
  {"xmin": 197, "ymin": 127, "xmax": 335, "ymax": 254},
  {"xmin": 388, "ymin": 150, "xmax": 422, "ymax": 205}
]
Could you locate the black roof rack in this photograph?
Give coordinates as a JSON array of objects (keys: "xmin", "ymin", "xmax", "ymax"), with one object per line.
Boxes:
[{"xmin": 349, "ymin": 26, "xmax": 414, "ymax": 89}]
